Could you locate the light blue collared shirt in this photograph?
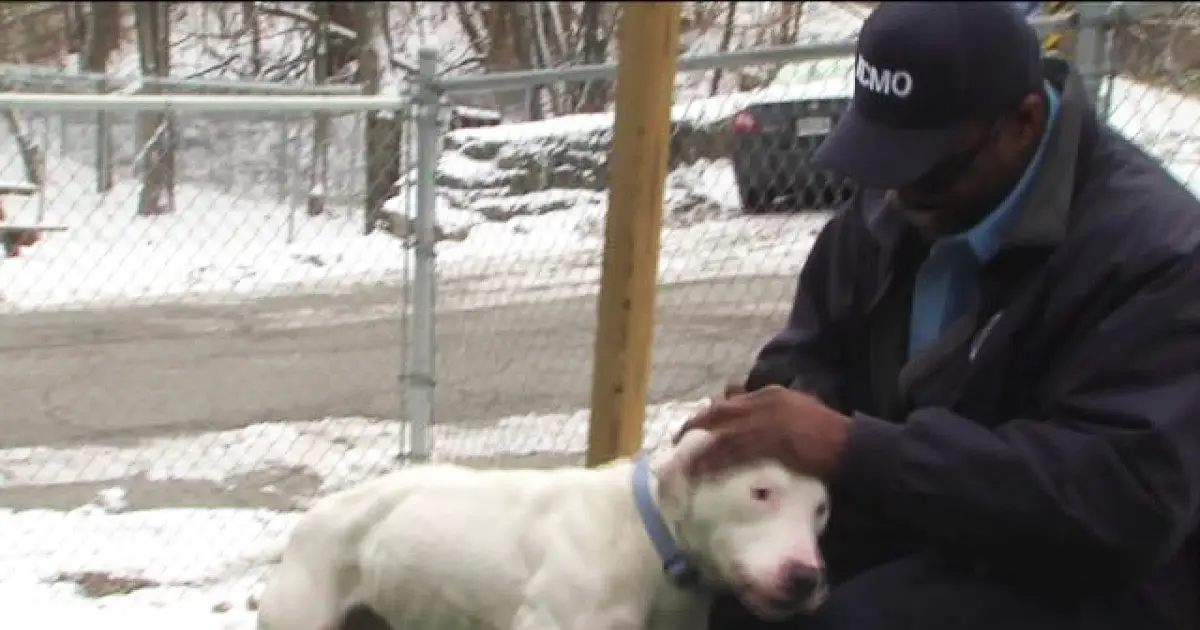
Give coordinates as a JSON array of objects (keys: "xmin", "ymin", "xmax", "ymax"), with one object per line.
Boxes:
[{"xmin": 908, "ymin": 83, "xmax": 1062, "ymax": 357}]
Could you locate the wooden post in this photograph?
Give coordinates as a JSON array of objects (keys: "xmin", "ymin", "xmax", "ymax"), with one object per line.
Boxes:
[{"xmin": 586, "ymin": 2, "xmax": 682, "ymax": 468}]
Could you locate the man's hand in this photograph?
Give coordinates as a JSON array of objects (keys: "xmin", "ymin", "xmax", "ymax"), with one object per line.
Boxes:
[{"xmin": 676, "ymin": 385, "xmax": 851, "ymax": 480}]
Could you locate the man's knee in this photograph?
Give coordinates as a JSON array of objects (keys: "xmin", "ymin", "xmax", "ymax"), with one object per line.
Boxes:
[{"xmin": 708, "ymin": 593, "xmax": 804, "ymax": 630}]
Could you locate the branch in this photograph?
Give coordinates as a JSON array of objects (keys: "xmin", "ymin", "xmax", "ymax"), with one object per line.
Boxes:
[
  {"xmin": 438, "ymin": 54, "xmax": 487, "ymax": 77},
  {"xmin": 389, "ymin": 53, "xmax": 417, "ymax": 76},
  {"xmin": 254, "ymin": 2, "xmax": 357, "ymax": 40},
  {"xmin": 184, "ymin": 56, "xmax": 240, "ymax": 80}
]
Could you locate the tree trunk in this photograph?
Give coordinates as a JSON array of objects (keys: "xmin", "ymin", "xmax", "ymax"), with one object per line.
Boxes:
[
  {"xmin": 354, "ymin": 2, "xmax": 402, "ymax": 235},
  {"xmin": 65, "ymin": 2, "xmax": 88, "ymax": 55},
  {"xmin": 308, "ymin": 2, "xmax": 331, "ymax": 217},
  {"xmin": 84, "ymin": 1, "xmax": 120, "ymax": 192},
  {"xmin": 244, "ymin": 2, "xmax": 262, "ymax": 76},
  {"xmin": 1, "ymin": 110, "xmax": 44, "ymax": 187},
  {"xmin": 709, "ymin": 1, "xmax": 739, "ymax": 96},
  {"xmin": 133, "ymin": 2, "xmax": 172, "ymax": 216},
  {"xmin": 574, "ymin": 1, "xmax": 613, "ymax": 113}
]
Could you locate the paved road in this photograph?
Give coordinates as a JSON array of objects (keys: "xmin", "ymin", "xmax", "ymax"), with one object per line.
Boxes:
[{"xmin": 0, "ymin": 275, "xmax": 796, "ymax": 449}]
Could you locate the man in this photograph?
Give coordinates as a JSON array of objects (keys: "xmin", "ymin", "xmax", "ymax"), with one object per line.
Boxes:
[{"xmin": 685, "ymin": 3, "xmax": 1200, "ymax": 629}]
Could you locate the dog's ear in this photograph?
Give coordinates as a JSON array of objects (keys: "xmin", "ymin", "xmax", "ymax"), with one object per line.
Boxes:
[{"xmin": 656, "ymin": 428, "xmax": 716, "ymax": 509}]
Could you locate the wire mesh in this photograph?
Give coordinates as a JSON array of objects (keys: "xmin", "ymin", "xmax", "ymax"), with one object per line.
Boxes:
[
  {"xmin": 0, "ymin": 83, "xmax": 416, "ymax": 615},
  {"xmin": 425, "ymin": 48, "xmax": 862, "ymax": 469},
  {"xmin": 0, "ymin": 82, "xmax": 417, "ymax": 309},
  {"xmin": 3, "ymin": 2, "xmax": 1197, "ymax": 624},
  {"xmin": 1105, "ymin": 4, "xmax": 1200, "ymax": 198}
]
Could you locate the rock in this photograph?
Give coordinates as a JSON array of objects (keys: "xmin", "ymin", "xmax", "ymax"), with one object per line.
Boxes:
[
  {"xmin": 662, "ymin": 188, "xmax": 729, "ymax": 228},
  {"xmin": 473, "ymin": 194, "xmax": 577, "ymax": 222},
  {"xmin": 454, "ymin": 138, "xmax": 503, "ymax": 161},
  {"xmin": 377, "ymin": 208, "xmax": 480, "ymax": 243},
  {"xmin": 386, "ymin": 106, "xmax": 741, "ymax": 232},
  {"xmin": 440, "ymin": 224, "xmax": 473, "ymax": 242}
]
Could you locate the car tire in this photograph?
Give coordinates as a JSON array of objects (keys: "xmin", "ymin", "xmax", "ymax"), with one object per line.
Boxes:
[{"xmin": 739, "ymin": 187, "xmax": 774, "ymax": 214}]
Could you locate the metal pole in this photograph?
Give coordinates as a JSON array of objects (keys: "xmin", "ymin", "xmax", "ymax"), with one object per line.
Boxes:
[
  {"xmin": 0, "ymin": 93, "xmax": 409, "ymax": 113},
  {"xmin": 1074, "ymin": 2, "xmax": 1111, "ymax": 113},
  {"xmin": 95, "ymin": 78, "xmax": 112, "ymax": 193},
  {"xmin": 285, "ymin": 119, "xmax": 296, "ymax": 245},
  {"xmin": 35, "ymin": 113, "xmax": 46, "ymax": 223},
  {"xmin": 276, "ymin": 118, "xmax": 289, "ymax": 204},
  {"xmin": 406, "ymin": 47, "xmax": 440, "ymax": 463}
]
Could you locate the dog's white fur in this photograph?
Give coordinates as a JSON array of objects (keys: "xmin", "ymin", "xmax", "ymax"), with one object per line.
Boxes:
[{"xmin": 256, "ymin": 429, "xmax": 829, "ymax": 630}]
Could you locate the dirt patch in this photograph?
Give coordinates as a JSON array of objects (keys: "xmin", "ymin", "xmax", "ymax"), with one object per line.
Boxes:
[
  {"xmin": 50, "ymin": 570, "xmax": 162, "ymax": 598},
  {"xmin": 0, "ymin": 465, "xmax": 323, "ymax": 511}
]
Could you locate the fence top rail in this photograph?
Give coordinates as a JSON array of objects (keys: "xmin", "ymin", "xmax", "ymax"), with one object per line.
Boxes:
[
  {"xmin": 1, "ymin": 3, "xmax": 1163, "ymax": 112},
  {"xmin": 426, "ymin": 9, "xmax": 1094, "ymax": 96},
  {"xmin": 432, "ymin": 40, "xmax": 859, "ymax": 94},
  {"xmin": 0, "ymin": 93, "xmax": 411, "ymax": 113},
  {"xmin": 0, "ymin": 64, "xmax": 363, "ymax": 96}
]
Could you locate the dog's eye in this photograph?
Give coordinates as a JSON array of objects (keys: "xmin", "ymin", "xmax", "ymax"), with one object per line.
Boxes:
[
  {"xmin": 815, "ymin": 502, "xmax": 829, "ymax": 519},
  {"xmin": 751, "ymin": 487, "xmax": 772, "ymax": 501}
]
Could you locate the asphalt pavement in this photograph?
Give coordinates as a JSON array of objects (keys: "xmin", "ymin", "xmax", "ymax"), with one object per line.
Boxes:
[{"xmin": 0, "ymin": 275, "xmax": 796, "ymax": 449}]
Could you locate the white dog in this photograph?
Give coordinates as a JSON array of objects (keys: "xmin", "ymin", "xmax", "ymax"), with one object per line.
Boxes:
[{"xmin": 256, "ymin": 429, "xmax": 830, "ymax": 630}]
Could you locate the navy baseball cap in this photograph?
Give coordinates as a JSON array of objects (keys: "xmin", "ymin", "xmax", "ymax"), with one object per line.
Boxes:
[{"xmin": 813, "ymin": 2, "xmax": 1044, "ymax": 189}]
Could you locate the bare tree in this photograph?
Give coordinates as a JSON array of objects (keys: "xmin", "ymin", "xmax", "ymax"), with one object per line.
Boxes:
[
  {"xmin": 572, "ymin": 2, "xmax": 617, "ymax": 113},
  {"xmin": 352, "ymin": 2, "xmax": 403, "ymax": 235},
  {"xmin": 307, "ymin": 2, "xmax": 332, "ymax": 217},
  {"xmin": 84, "ymin": 2, "xmax": 120, "ymax": 192},
  {"xmin": 243, "ymin": 2, "xmax": 262, "ymax": 76},
  {"xmin": 0, "ymin": 3, "xmax": 66, "ymax": 188},
  {"xmin": 133, "ymin": 1, "xmax": 174, "ymax": 216},
  {"xmin": 709, "ymin": 1, "xmax": 739, "ymax": 96},
  {"xmin": 0, "ymin": 109, "xmax": 43, "ymax": 188}
]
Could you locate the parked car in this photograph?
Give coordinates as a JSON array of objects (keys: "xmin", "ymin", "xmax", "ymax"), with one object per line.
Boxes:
[{"xmin": 730, "ymin": 57, "xmax": 857, "ymax": 213}]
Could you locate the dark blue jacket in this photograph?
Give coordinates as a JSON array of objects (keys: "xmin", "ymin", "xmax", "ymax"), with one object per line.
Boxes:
[{"xmin": 747, "ymin": 59, "xmax": 1200, "ymax": 628}]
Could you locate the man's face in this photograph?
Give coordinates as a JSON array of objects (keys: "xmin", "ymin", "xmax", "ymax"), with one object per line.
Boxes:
[{"xmin": 893, "ymin": 92, "xmax": 1049, "ymax": 238}]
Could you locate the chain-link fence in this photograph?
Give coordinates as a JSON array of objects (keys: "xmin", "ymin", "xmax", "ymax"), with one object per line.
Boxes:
[
  {"xmin": 0, "ymin": 89, "xmax": 420, "ymax": 617},
  {"xmin": 403, "ymin": 2, "xmax": 1197, "ymax": 465},
  {"xmin": 0, "ymin": 1, "xmax": 1194, "ymax": 618},
  {"xmin": 0, "ymin": 70, "xmax": 405, "ymax": 310},
  {"xmin": 0, "ymin": 66, "xmax": 367, "ymax": 207},
  {"xmin": 404, "ymin": 48, "xmax": 860, "ymax": 467}
]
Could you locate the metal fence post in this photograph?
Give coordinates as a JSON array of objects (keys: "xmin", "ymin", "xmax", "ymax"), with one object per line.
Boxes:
[
  {"xmin": 94, "ymin": 77, "xmax": 112, "ymax": 193},
  {"xmin": 406, "ymin": 47, "xmax": 441, "ymax": 463},
  {"xmin": 1074, "ymin": 2, "xmax": 1112, "ymax": 116}
]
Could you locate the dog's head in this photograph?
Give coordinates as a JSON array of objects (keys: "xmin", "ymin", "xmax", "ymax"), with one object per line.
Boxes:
[{"xmin": 654, "ymin": 429, "xmax": 830, "ymax": 620}]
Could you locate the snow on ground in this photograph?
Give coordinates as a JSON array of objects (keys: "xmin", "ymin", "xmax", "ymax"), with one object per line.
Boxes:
[
  {"xmin": 0, "ymin": 145, "xmax": 825, "ymax": 313},
  {"xmin": 0, "ymin": 400, "xmax": 708, "ymax": 492},
  {"xmin": 0, "ymin": 399, "xmax": 708, "ymax": 625},
  {"xmin": 2, "ymin": 53, "xmax": 1197, "ymax": 314},
  {"xmin": 4, "ymin": 506, "xmax": 288, "ymax": 628}
]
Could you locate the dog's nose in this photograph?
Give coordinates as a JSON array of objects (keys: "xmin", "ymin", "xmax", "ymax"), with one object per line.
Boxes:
[{"xmin": 785, "ymin": 564, "xmax": 822, "ymax": 599}]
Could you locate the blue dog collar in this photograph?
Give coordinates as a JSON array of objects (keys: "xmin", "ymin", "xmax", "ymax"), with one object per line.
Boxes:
[{"xmin": 632, "ymin": 454, "xmax": 702, "ymax": 589}]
